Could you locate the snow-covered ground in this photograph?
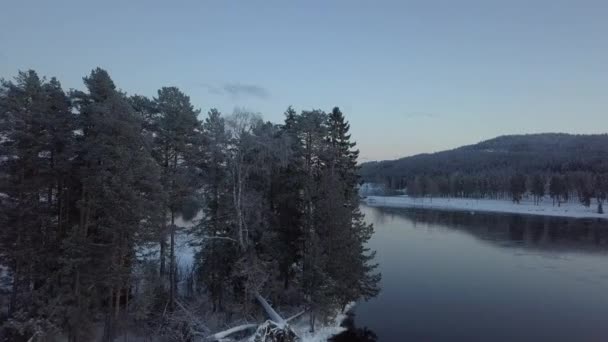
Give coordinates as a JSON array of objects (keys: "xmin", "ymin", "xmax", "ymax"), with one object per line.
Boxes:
[
  {"xmin": 138, "ymin": 212, "xmax": 351, "ymax": 342},
  {"xmin": 293, "ymin": 302, "xmax": 354, "ymax": 342},
  {"xmin": 363, "ymin": 195, "xmax": 608, "ymax": 220},
  {"xmin": 358, "ymin": 183, "xmax": 386, "ymax": 196}
]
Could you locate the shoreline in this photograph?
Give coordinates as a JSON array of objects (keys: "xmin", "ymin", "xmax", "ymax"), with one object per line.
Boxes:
[{"xmin": 362, "ymin": 195, "xmax": 608, "ymax": 220}]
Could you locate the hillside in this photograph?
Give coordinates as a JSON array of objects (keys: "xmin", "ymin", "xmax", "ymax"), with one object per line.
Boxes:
[{"xmin": 360, "ymin": 133, "xmax": 608, "ymax": 186}]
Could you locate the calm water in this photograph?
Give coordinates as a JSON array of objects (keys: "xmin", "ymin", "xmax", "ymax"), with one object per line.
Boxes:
[{"xmin": 334, "ymin": 205, "xmax": 608, "ymax": 342}]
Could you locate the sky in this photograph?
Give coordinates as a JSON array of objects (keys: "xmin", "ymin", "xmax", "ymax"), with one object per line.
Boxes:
[{"xmin": 1, "ymin": 0, "xmax": 607, "ymax": 161}]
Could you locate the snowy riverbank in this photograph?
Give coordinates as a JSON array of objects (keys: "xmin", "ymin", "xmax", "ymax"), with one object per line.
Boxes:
[{"xmin": 362, "ymin": 195, "xmax": 608, "ymax": 220}]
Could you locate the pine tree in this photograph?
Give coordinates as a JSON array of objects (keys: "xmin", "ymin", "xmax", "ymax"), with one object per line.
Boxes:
[
  {"xmin": 573, "ymin": 172, "xmax": 593, "ymax": 207},
  {"xmin": 273, "ymin": 107, "xmax": 304, "ymax": 290},
  {"xmin": 594, "ymin": 174, "xmax": 606, "ymax": 214},
  {"xmin": 549, "ymin": 175, "xmax": 563, "ymax": 206},
  {"xmin": 1, "ymin": 67, "xmax": 383, "ymax": 340},
  {"xmin": 195, "ymin": 109, "xmax": 237, "ymax": 311},
  {"xmin": 531, "ymin": 174, "xmax": 545, "ymax": 205},
  {"xmin": 151, "ymin": 86, "xmax": 202, "ymax": 307},
  {"xmin": 68, "ymin": 68, "xmax": 162, "ymax": 341},
  {"xmin": 509, "ymin": 173, "xmax": 526, "ymax": 203},
  {"xmin": 0, "ymin": 70, "xmax": 74, "ymax": 340}
]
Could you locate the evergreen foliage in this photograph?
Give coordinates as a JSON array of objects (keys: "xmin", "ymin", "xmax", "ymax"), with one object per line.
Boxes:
[{"xmin": 0, "ymin": 68, "xmax": 379, "ymax": 340}]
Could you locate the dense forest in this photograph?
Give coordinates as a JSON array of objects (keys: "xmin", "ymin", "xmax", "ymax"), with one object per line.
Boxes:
[
  {"xmin": 0, "ymin": 69, "xmax": 380, "ymax": 341},
  {"xmin": 360, "ymin": 134, "xmax": 608, "ymax": 212}
]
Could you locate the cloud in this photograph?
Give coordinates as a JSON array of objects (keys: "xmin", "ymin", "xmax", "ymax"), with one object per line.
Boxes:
[
  {"xmin": 401, "ymin": 112, "xmax": 439, "ymax": 119},
  {"xmin": 199, "ymin": 82, "xmax": 270, "ymax": 99},
  {"xmin": 223, "ymin": 83, "xmax": 269, "ymax": 99}
]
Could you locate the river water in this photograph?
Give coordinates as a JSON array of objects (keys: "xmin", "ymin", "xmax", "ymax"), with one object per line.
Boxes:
[{"xmin": 334, "ymin": 205, "xmax": 608, "ymax": 342}]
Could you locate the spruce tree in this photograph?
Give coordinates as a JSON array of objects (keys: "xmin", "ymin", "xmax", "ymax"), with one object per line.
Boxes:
[
  {"xmin": 294, "ymin": 109, "xmax": 330, "ymax": 330},
  {"xmin": 273, "ymin": 106, "xmax": 305, "ymax": 290},
  {"xmin": 323, "ymin": 107, "xmax": 379, "ymax": 311}
]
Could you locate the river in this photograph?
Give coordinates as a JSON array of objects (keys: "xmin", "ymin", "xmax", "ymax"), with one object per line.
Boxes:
[{"xmin": 334, "ymin": 205, "xmax": 608, "ymax": 342}]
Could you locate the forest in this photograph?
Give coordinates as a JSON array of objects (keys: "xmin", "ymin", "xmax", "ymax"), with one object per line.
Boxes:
[
  {"xmin": 360, "ymin": 133, "xmax": 608, "ymax": 212},
  {"xmin": 0, "ymin": 69, "xmax": 380, "ymax": 341}
]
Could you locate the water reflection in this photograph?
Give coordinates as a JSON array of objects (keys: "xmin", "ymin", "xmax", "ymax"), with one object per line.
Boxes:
[
  {"xmin": 338, "ymin": 205, "xmax": 608, "ymax": 342},
  {"xmin": 376, "ymin": 207, "xmax": 608, "ymax": 253}
]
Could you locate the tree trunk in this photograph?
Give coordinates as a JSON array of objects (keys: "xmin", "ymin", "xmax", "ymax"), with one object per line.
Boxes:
[
  {"xmin": 115, "ymin": 286, "xmax": 121, "ymax": 318},
  {"xmin": 219, "ymin": 285, "xmax": 224, "ymax": 312},
  {"xmin": 8, "ymin": 263, "xmax": 18, "ymax": 317},
  {"xmin": 283, "ymin": 268, "xmax": 289, "ymax": 290},
  {"xmin": 169, "ymin": 210, "xmax": 176, "ymax": 309},
  {"xmin": 125, "ymin": 282, "xmax": 129, "ymax": 315},
  {"xmin": 159, "ymin": 234, "xmax": 166, "ymax": 278},
  {"xmin": 160, "ymin": 142, "xmax": 170, "ymax": 279},
  {"xmin": 103, "ymin": 287, "xmax": 114, "ymax": 342},
  {"xmin": 233, "ymin": 159, "xmax": 245, "ymax": 250},
  {"xmin": 309, "ymin": 310, "xmax": 316, "ymax": 333}
]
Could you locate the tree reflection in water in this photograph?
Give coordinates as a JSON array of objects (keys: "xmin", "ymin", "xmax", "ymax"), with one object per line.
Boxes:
[{"xmin": 375, "ymin": 207, "xmax": 608, "ymax": 253}]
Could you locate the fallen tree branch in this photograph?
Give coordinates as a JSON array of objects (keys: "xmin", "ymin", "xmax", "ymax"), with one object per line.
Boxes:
[
  {"xmin": 254, "ymin": 292, "xmax": 285, "ymax": 326},
  {"xmin": 154, "ymin": 300, "xmax": 169, "ymax": 336},
  {"xmin": 207, "ymin": 323, "xmax": 258, "ymax": 340},
  {"xmin": 207, "ymin": 292, "xmax": 301, "ymax": 341},
  {"xmin": 285, "ymin": 310, "xmax": 306, "ymax": 323}
]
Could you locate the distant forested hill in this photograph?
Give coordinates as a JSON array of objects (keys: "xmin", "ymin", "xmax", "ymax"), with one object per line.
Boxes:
[{"xmin": 360, "ymin": 133, "xmax": 608, "ymax": 193}]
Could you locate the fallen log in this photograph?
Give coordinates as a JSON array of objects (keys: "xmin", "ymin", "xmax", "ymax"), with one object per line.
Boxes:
[{"xmin": 206, "ymin": 292, "xmax": 301, "ymax": 341}]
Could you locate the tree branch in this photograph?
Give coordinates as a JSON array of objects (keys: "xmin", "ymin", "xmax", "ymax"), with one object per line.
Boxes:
[
  {"xmin": 254, "ymin": 292, "xmax": 285, "ymax": 326},
  {"xmin": 207, "ymin": 323, "xmax": 258, "ymax": 340},
  {"xmin": 201, "ymin": 235, "xmax": 238, "ymax": 243}
]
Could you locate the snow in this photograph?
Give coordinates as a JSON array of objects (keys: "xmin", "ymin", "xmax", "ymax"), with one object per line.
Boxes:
[
  {"xmin": 254, "ymin": 292, "xmax": 286, "ymax": 327},
  {"xmin": 206, "ymin": 302, "xmax": 353, "ymax": 342},
  {"xmin": 358, "ymin": 183, "xmax": 386, "ymax": 196},
  {"xmin": 363, "ymin": 195, "xmax": 608, "ymax": 220},
  {"xmin": 137, "ymin": 209, "xmax": 354, "ymax": 342},
  {"xmin": 209, "ymin": 323, "xmax": 257, "ymax": 340},
  {"xmin": 136, "ymin": 214, "xmax": 199, "ymax": 267},
  {"xmin": 292, "ymin": 302, "xmax": 354, "ymax": 342},
  {"xmin": 0, "ymin": 264, "xmax": 9, "ymax": 291}
]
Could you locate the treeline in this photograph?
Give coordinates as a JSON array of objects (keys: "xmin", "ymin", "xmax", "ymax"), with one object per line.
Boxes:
[
  {"xmin": 403, "ymin": 171, "xmax": 608, "ymax": 211},
  {"xmin": 361, "ymin": 133, "xmax": 608, "ymax": 184},
  {"xmin": 0, "ymin": 69, "xmax": 379, "ymax": 341},
  {"xmin": 360, "ymin": 133, "xmax": 608, "ymax": 213}
]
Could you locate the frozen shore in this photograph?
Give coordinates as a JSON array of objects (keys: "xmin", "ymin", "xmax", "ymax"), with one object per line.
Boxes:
[{"xmin": 362, "ymin": 195, "xmax": 607, "ymax": 220}]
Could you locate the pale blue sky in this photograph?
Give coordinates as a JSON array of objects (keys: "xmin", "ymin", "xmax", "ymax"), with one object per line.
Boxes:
[{"xmin": 1, "ymin": 0, "xmax": 607, "ymax": 161}]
